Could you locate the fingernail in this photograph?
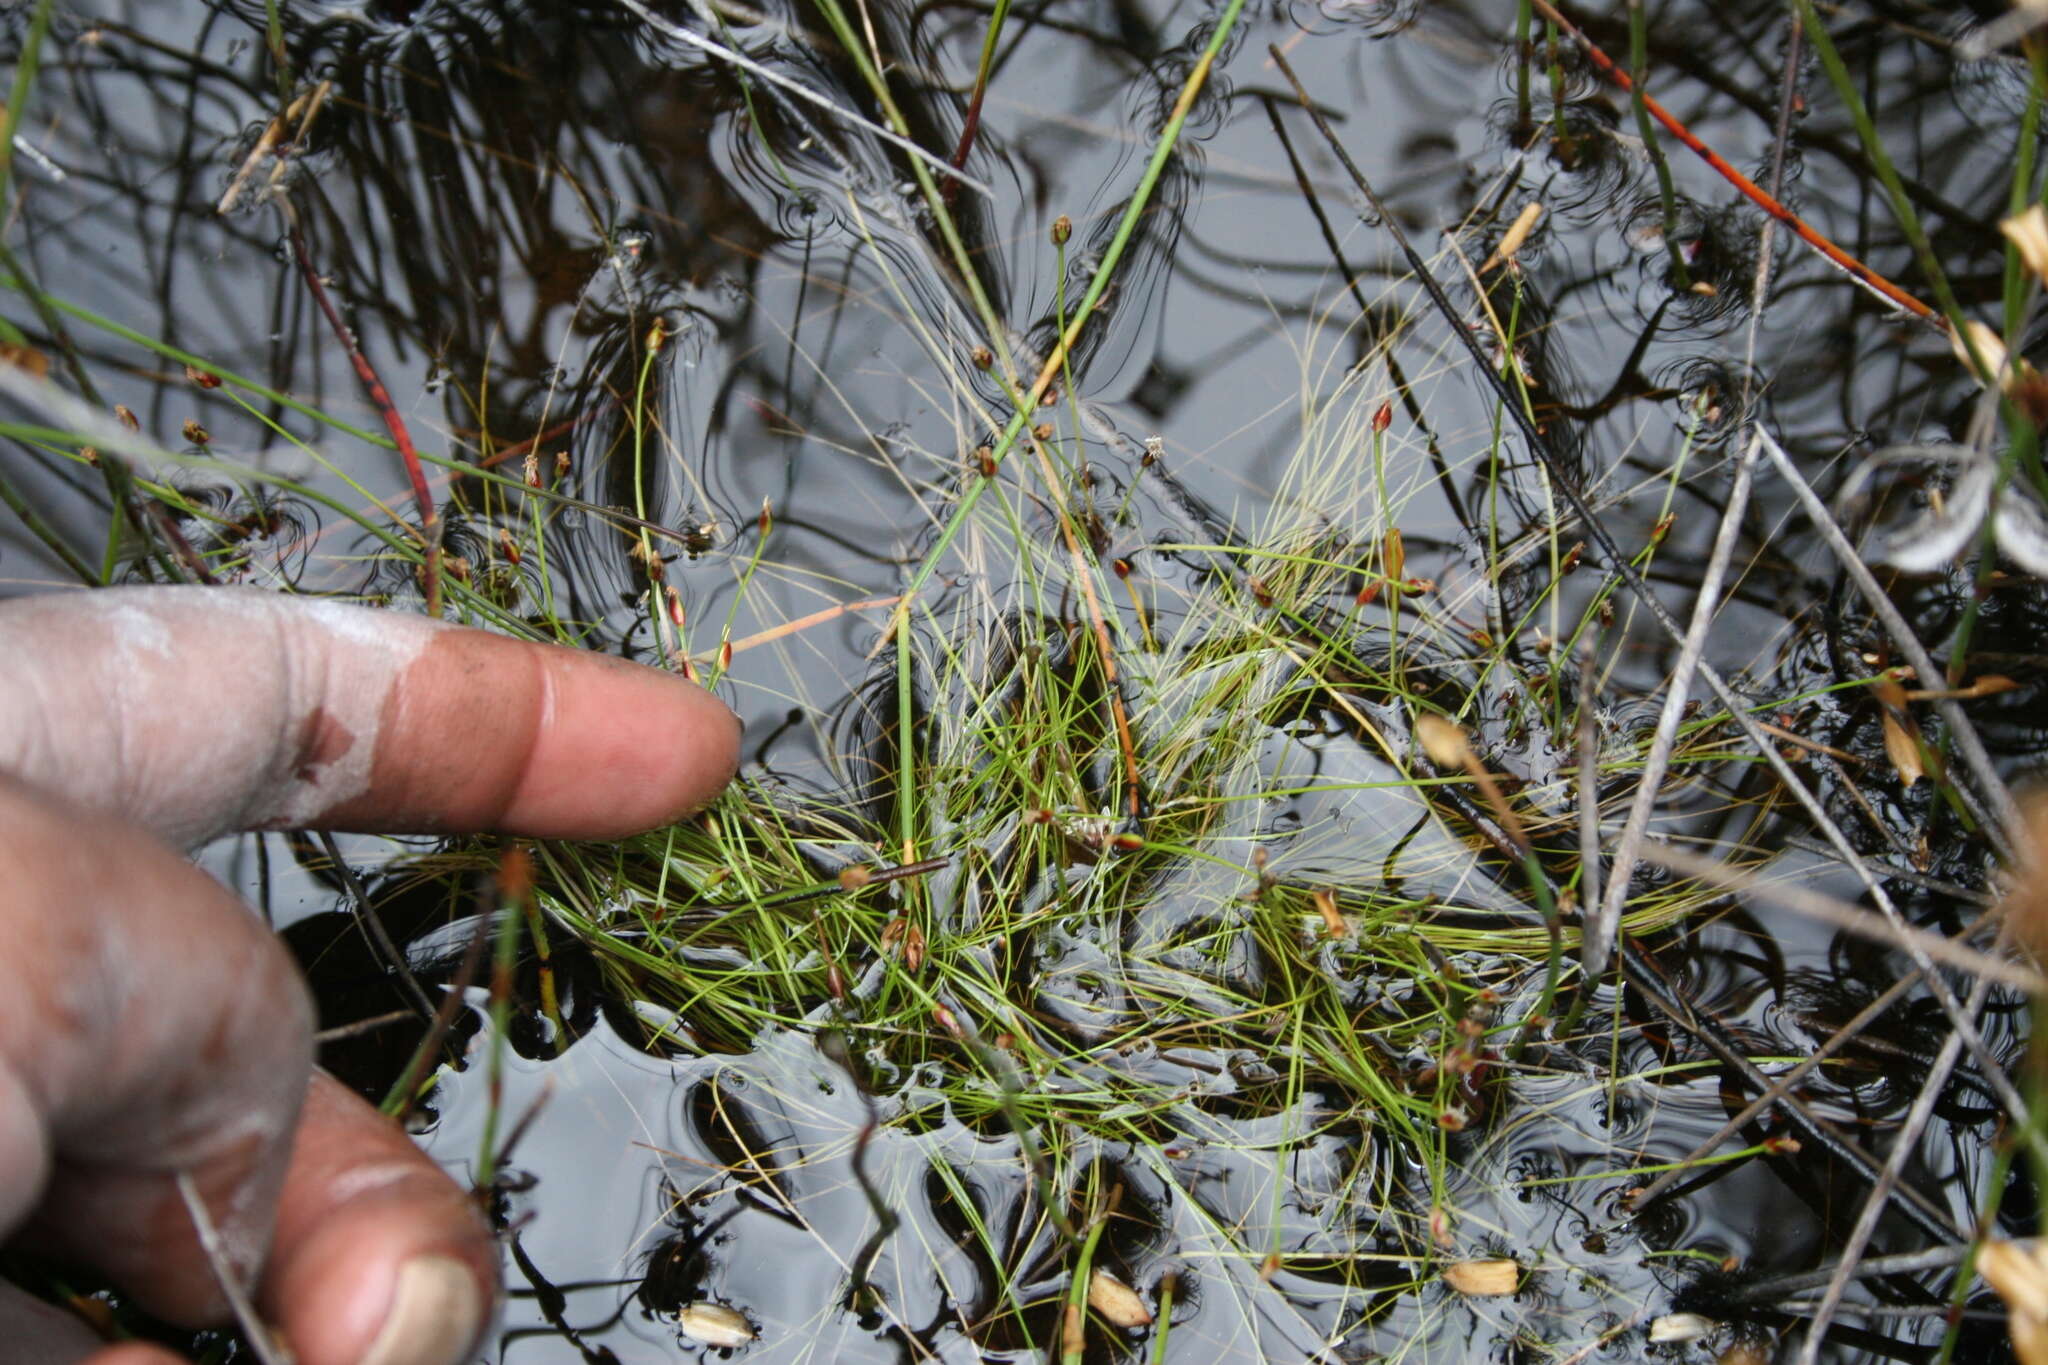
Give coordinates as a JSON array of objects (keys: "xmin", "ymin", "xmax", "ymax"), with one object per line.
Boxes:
[{"xmin": 359, "ymin": 1255, "xmax": 483, "ymax": 1365}]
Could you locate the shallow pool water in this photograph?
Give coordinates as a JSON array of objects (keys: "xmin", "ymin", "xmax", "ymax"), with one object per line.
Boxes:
[{"xmin": 3, "ymin": 2, "xmax": 2043, "ymax": 1361}]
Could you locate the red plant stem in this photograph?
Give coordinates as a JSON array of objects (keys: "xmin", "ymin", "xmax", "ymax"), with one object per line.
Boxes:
[
  {"xmin": 942, "ymin": 85, "xmax": 987, "ymax": 209},
  {"xmin": 1527, "ymin": 0, "xmax": 1941, "ymax": 326},
  {"xmin": 287, "ymin": 223, "xmax": 444, "ymax": 613}
]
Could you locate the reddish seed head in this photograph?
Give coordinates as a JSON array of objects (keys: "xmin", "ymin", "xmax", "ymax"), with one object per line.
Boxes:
[
  {"xmin": 1372, "ymin": 401, "xmax": 1392, "ymax": 433},
  {"xmin": 1051, "ymin": 214, "xmax": 1072, "ymax": 246},
  {"xmin": 1113, "ymin": 557, "xmax": 1132, "ymax": 578},
  {"xmin": 717, "ymin": 639, "xmax": 733, "ymax": 671},
  {"xmin": 181, "ymin": 419, "xmax": 210, "ymax": 445},
  {"xmin": 971, "ymin": 345, "xmax": 994, "ymax": 370},
  {"xmin": 185, "ymin": 364, "xmax": 222, "ymax": 389},
  {"xmin": 115, "ymin": 404, "xmax": 140, "ymax": 432}
]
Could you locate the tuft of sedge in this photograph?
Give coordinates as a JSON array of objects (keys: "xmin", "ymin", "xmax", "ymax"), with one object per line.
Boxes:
[
  {"xmin": 184, "ymin": 364, "xmax": 222, "ymax": 389},
  {"xmin": 1087, "ymin": 1270, "xmax": 1152, "ymax": 1327},
  {"xmin": 1050, "ymin": 214, "xmax": 1072, "ymax": 246},
  {"xmin": 1442, "ymin": 1259, "xmax": 1518, "ymax": 1296},
  {"xmin": 838, "ymin": 864, "xmax": 874, "ymax": 892}
]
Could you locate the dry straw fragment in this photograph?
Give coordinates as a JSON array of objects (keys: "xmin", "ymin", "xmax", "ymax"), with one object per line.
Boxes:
[
  {"xmin": 678, "ymin": 1302, "xmax": 756, "ymax": 1348},
  {"xmin": 1979, "ymin": 1239, "xmax": 2048, "ymax": 1365},
  {"xmin": 1442, "ymin": 1259, "xmax": 1519, "ymax": 1296},
  {"xmin": 1087, "ymin": 1270, "xmax": 1153, "ymax": 1327},
  {"xmin": 2003, "ymin": 204, "xmax": 2048, "ymax": 287}
]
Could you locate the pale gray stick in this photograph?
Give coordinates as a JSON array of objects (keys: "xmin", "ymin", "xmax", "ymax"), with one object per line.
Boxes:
[
  {"xmin": 1793, "ymin": 960, "xmax": 1998, "ymax": 1364},
  {"xmin": 1589, "ymin": 427, "xmax": 1759, "ymax": 975},
  {"xmin": 176, "ymin": 1171, "xmax": 293, "ymax": 1365}
]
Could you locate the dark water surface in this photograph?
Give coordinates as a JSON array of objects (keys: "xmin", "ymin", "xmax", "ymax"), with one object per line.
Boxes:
[{"xmin": 3, "ymin": 1, "xmax": 2044, "ymax": 1361}]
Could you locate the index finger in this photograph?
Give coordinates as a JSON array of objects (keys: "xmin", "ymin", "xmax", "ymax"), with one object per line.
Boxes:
[{"xmin": 0, "ymin": 587, "xmax": 741, "ymax": 846}]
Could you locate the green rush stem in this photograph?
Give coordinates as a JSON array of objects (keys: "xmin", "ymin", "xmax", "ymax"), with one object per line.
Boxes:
[
  {"xmin": 263, "ymin": 0, "xmax": 290, "ymax": 103},
  {"xmin": 1514, "ymin": 0, "xmax": 1532, "ymax": 137},
  {"xmin": 1148, "ymin": 1275, "xmax": 1175, "ymax": 1365},
  {"xmin": 1061, "ymin": 1173, "xmax": 1109, "ymax": 1365},
  {"xmin": 2002, "ymin": 46, "xmax": 2046, "ymax": 337},
  {"xmin": 895, "ymin": 608, "xmax": 918, "ymax": 860},
  {"xmin": 1546, "ymin": 19, "xmax": 1569, "ymax": 161},
  {"xmin": 1508, "ymin": 847, "xmax": 1563, "ymax": 1062},
  {"xmin": 0, "ymin": 457, "xmax": 93, "ymax": 582},
  {"xmin": 1792, "ymin": 0, "xmax": 1972, "ymax": 338},
  {"xmin": 475, "ymin": 874, "xmax": 527, "ymax": 1191},
  {"xmin": 1628, "ymin": 0, "xmax": 1691, "ymax": 289},
  {"xmin": 0, "ymin": 0, "xmax": 55, "ymax": 219},
  {"xmin": 630, "ymin": 330, "xmax": 669, "ymax": 661}
]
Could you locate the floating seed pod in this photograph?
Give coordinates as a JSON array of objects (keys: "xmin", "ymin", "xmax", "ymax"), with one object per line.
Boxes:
[{"xmin": 678, "ymin": 1301, "xmax": 755, "ymax": 1348}]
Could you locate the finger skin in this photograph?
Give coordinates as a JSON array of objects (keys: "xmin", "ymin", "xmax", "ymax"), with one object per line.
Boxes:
[
  {"xmin": 0, "ymin": 778, "xmax": 313, "ymax": 1324},
  {"xmin": 260, "ymin": 1074, "xmax": 496, "ymax": 1365},
  {"xmin": 0, "ymin": 586, "xmax": 741, "ymax": 847}
]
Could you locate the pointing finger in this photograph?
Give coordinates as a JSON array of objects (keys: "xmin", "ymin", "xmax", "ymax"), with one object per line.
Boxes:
[{"xmin": 0, "ymin": 587, "xmax": 740, "ymax": 846}]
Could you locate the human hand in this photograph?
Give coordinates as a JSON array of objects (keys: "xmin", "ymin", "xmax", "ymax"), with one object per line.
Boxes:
[{"xmin": 0, "ymin": 586, "xmax": 742, "ymax": 1365}]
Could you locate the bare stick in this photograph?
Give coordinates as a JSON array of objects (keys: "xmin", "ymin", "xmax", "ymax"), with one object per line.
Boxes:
[
  {"xmin": 176, "ymin": 1171, "xmax": 293, "ymax": 1365},
  {"xmin": 1628, "ymin": 967, "xmax": 1924, "ymax": 1212},
  {"xmin": 1642, "ymin": 844, "xmax": 2033, "ymax": 991}
]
